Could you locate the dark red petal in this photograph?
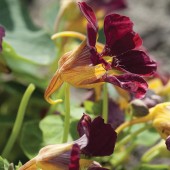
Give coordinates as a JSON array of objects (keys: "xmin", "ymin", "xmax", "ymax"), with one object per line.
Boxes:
[
  {"xmin": 69, "ymin": 144, "xmax": 80, "ymax": 170},
  {"xmin": 77, "ymin": 113, "xmax": 92, "ymax": 138},
  {"xmin": 78, "ymin": 2, "xmax": 98, "ymax": 32},
  {"xmin": 87, "ymin": 24, "xmax": 97, "ymax": 47},
  {"xmin": 103, "ymin": 33, "xmax": 142, "ymax": 56},
  {"xmin": 90, "ymin": 47, "xmax": 111, "ymax": 68},
  {"xmin": 104, "ymin": 14, "xmax": 133, "ymax": 46},
  {"xmin": 78, "ymin": 2, "xmax": 98, "ymax": 46},
  {"xmin": 0, "ymin": 26, "xmax": 5, "ymax": 51},
  {"xmin": 79, "ymin": 116, "xmax": 117, "ymax": 157},
  {"xmin": 104, "ymin": 74, "xmax": 148, "ymax": 99},
  {"xmin": 103, "ymin": 14, "xmax": 142, "ymax": 56},
  {"xmin": 112, "ymin": 50, "xmax": 157, "ymax": 76}
]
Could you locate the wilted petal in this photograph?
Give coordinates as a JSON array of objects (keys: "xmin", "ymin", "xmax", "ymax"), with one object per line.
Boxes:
[
  {"xmin": 112, "ymin": 50, "xmax": 157, "ymax": 76},
  {"xmin": 78, "ymin": 114, "xmax": 117, "ymax": 156},
  {"xmin": 103, "ymin": 14, "xmax": 142, "ymax": 56},
  {"xmin": 104, "ymin": 74, "xmax": 148, "ymax": 98},
  {"xmin": 0, "ymin": 26, "xmax": 5, "ymax": 51}
]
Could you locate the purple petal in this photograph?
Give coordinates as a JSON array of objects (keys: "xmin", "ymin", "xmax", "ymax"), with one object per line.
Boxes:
[
  {"xmin": 78, "ymin": 2, "xmax": 98, "ymax": 47},
  {"xmin": 103, "ymin": 14, "xmax": 142, "ymax": 56},
  {"xmin": 112, "ymin": 50, "xmax": 157, "ymax": 76},
  {"xmin": 78, "ymin": 114, "xmax": 117, "ymax": 156},
  {"xmin": 69, "ymin": 144, "xmax": 80, "ymax": 170},
  {"xmin": 165, "ymin": 135, "xmax": 170, "ymax": 151},
  {"xmin": 0, "ymin": 26, "xmax": 5, "ymax": 51},
  {"xmin": 104, "ymin": 74, "xmax": 148, "ymax": 99}
]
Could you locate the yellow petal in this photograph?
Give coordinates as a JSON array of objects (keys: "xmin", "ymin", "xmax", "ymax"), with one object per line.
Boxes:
[
  {"xmin": 150, "ymin": 102, "xmax": 170, "ymax": 139},
  {"xmin": 19, "ymin": 158, "xmax": 37, "ymax": 170},
  {"xmin": 44, "ymin": 70, "xmax": 63, "ymax": 104}
]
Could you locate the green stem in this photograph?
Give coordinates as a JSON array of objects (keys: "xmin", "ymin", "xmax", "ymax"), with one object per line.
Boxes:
[
  {"xmin": 112, "ymin": 143, "xmax": 137, "ymax": 167},
  {"xmin": 116, "ymin": 124, "xmax": 152, "ymax": 151},
  {"xmin": 102, "ymin": 83, "xmax": 108, "ymax": 123},
  {"xmin": 141, "ymin": 140, "xmax": 165, "ymax": 163},
  {"xmin": 2, "ymin": 83, "xmax": 35, "ymax": 158},
  {"xmin": 62, "ymin": 83, "xmax": 70, "ymax": 143}
]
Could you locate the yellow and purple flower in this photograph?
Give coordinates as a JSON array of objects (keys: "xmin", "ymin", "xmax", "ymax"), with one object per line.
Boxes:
[
  {"xmin": 45, "ymin": 2, "xmax": 157, "ymax": 104},
  {"xmin": 19, "ymin": 114, "xmax": 117, "ymax": 170}
]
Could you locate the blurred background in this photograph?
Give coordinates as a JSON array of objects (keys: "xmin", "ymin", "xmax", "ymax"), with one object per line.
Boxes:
[{"xmin": 0, "ymin": 0, "xmax": 170, "ymax": 169}]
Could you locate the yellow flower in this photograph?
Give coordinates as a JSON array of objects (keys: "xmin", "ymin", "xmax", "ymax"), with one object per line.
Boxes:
[
  {"xmin": 116, "ymin": 102, "xmax": 170, "ymax": 140},
  {"xmin": 150, "ymin": 102, "xmax": 170, "ymax": 139}
]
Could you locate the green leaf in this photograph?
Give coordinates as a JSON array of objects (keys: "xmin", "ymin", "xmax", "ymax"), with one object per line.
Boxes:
[
  {"xmin": 20, "ymin": 120, "xmax": 43, "ymax": 159},
  {"xmin": 134, "ymin": 127, "xmax": 160, "ymax": 147},
  {"xmin": 0, "ymin": 0, "xmax": 58, "ymax": 87},
  {"xmin": 0, "ymin": 156, "xmax": 10, "ymax": 170},
  {"xmin": 70, "ymin": 106, "xmax": 86, "ymax": 120},
  {"xmin": 84, "ymin": 100, "xmax": 102, "ymax": 116},
  {"xmin": 0, "ymin": 0, "xmax": 56, "ymax": 65},
  {"xmin": 40, "ymin": 115, "xmax": 73, "ymax": 145}
]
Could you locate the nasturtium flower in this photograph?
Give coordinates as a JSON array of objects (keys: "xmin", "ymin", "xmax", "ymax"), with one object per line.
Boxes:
[
  {"xmin": 0, "ymin": 26, "xmax": 5, "ymax": 51},
  {"xmin": 45, "ymin": 2, "xmax": 156, "ymax": 104},
  {"xmin": 20, "ymin": 114, "xmax": 117, "ymax": 170},
  {"xmin": 150, "ymin": 103, "xmax": 170, "ymax": 140},
  {"xmin": 117, "ymin": 102, "xmax": 170, "ymax": 142}
]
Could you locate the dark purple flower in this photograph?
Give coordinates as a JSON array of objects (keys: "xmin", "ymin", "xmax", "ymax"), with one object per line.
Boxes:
[
  {"xmin": 78, "ymin": 113, "xmax": 117, "ymax": 156},
  {"xmin": 0, "ymin": 26, "xmax": 5, "ymax": 51},
  {"xmin": 20, "ymin": 114, "xmax": 114, "ymax": 170},
  {"xmin": 78, "ymin": 2, "xmax": 157, "ymax": 99}
]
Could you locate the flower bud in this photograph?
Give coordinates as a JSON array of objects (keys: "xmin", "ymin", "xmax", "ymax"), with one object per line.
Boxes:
[{"xmin": 130, "ymin": 99, "xmax": 149, "ymax": 117}]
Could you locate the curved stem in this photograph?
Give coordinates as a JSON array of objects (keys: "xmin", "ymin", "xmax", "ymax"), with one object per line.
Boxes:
[
  {"xmin": 141, "ymin": 140, "xmax": 165, "ymax": 163},
  {"xmin": 51, "ymin": 31, "xmax": 86, "ymax": 41},
  {"xmin": 102, "ymin": 83, "xmax": 108, "ymax": 123},
  {"xmin": 115, "ymin": 124, "xmax": 152, "ymax": 151},
  {"xmin": 2, "ymin": 83, "xmax": 35, "ymax": 158},
  {"xmin": 116, "ymin": 115, "xmax": 151, "ymax": 134},
  {"xmin": 62, "ymin": 83, "xmax": 71, "ymax": 143}
]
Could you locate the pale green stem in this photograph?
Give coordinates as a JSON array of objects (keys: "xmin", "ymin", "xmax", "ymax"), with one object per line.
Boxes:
[
  {"xmin": 112, "ymin": 143, "xmax": 137, "ymax": 167},
  {"xmin": 62, "ymin": 83, "xmax": 70, "ymax": 143},
  {"xmin": 2, "ymin": 83, "xmax": 35, "ymax": 158},
  {"xmin": 141, "ymin": 140, "xmax": 165, "ymax": 163},
  {"xmin": 102, "ymin": 83, "xmax": 108, "ymax": 123},
  {"xmin": 116, "ymin": 124, "xmax": 152, "ymax": 151}
]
